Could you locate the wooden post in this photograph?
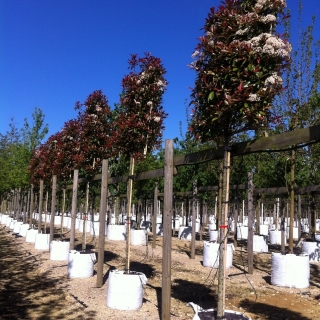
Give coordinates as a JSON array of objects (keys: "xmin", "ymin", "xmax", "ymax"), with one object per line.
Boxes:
[
  {"xmin": 190, "ymin": 179, "xmax": 197, "ymax": 259},
  {"xmin": 247, "ymin": 172, "xmax": 254, "ymax": 275},
  {"xmin": 29, "ymin": 185, "xmax": 34, "ymax": 228},
  {"xmin": 97, "ymin": 159, "xmax": 108, "ymax": 287},
  {"xmin": 60, "ymin": 188, "xmax": 66, "ymax": 240},
  {"xmin": 297, "ymin": 195, "xmax": 302, "ymax": 236},
  {"xmin": 161, "ymin": 140, "xmax": 173, "ymax": 320},
  {"xmin": 125, "ymin": 156, "xmax": 135, "ymax": 274},
  {"xmin": 255, "ymin": 197, "xmax": 261, "ymax": 235},
  {"xmin": 281, "ymin": 199, "xmax": 286, "ymax": 254},
  {"xmin": 38, "ymin": 180, "xmax": 44, "ymax": 234},
  {"xmin": 82, "ymin": 181, "xmax": 90, "ymax": 251},
  {"xmin": 50, "ymin": 175, "xmax": 57, "ymax": 244},
  {"xmin": 217, "ymin": 143, "xmax": 231, "ymax": 318},
  {"xmin": 152, "ymin": 182, "xmax": 158, "ymax": 249},
  {"xmin": 70, "ymin": 169, "xmax": 79, "ymax": 250}
]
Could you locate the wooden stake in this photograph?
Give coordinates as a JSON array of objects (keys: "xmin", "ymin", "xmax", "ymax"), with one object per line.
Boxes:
[
  {"xmin": 161, "ymin": 140, "xmax": 173, "ymax": 320},
  {"xmin": 152, "ymin": 182, "xmax": 158, "ymax": 249},
  {"xmin": 29, "ymin": 184, "xmax": 34, "ymax": 229},
  {"xmin": 97, "ymin": 159, "xmax": 108, "ymax": 287}
]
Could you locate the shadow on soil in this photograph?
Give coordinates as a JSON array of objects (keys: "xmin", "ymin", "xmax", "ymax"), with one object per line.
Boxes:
[
  {"xmin": 239, "ymin": 299, "xmax": 313, "ymax": 320},
  {"xmin": 0, "ymin": 227, "xmax": 97, "ymax": 320}
]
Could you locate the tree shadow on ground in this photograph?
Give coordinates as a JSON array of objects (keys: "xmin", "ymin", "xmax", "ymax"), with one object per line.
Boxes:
[
  {"xmin": 0, "ymin": 228, "xmax": 97, "ymax": 320},
  {"xmin": 239, "ymin": 298, "xmax": 312, "ymax": 320},
  {"xmin": 172, "ymin": 278, "xmax": 217, "ymax": 310}
]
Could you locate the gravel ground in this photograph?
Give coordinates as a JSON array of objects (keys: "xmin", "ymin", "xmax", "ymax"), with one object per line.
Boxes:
[{"xmin": 0, "ymin": 222, "xmax": 320, "ymax": 320}]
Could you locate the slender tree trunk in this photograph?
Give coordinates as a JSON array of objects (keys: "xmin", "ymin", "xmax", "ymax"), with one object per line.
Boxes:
[
  {"xmin": 217, "ymin": 139, "xmax": 231, "ymax": 319},
  {"xmin": 70, "ymin": 169, "xmax": 79, "ymax": 250},
  {"xmin": 152, "ymin": 182, "xmax": 158, "ymax": 249},
  {"xmin": 97, "ymin": 159, "xmax": 108, "ymax": 287},
  {"xmin": 38, "ymin": 180, "xmax": 44, "ymax": 234},
  {"xmin": 82, "ymin": 182, "xmax": 90, "ymax": 251},
  {"xmin": 29, "ymin": 185, "xmax": 34, "ymax": 229},
  {"xmin": 190, "ymin": 179, "xmax": 197, "ymax": 259},
  {"xmin": 288, "ymin": 149, "xmax": 296, "ymax": 252},
  {"xmin": 125, "ymin": 156, "xmax": 135, "ymax": 274},
  {"xmin": 60, "ymin": 188, "xmax": 66, "ymax": 240},
  {"xmin": 50, "ymin": 175, "xmax": 57, "ymax": 244}
]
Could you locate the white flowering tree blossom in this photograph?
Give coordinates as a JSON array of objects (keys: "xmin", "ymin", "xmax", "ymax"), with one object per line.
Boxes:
[{"xmin": 189, "ymin": 0, "xmax": 291, "ymax": 140}]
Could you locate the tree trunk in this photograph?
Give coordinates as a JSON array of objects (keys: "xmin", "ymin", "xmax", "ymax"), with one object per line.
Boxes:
[
  {"xmin": 70, "ymin": 169, "xmax": 79, "ymax": 250},
  {"xmin": 217, "ymin": 139, "xmax": 231, "ymax": 319},
  {"xmin": 50, "ymin": 175, "xmax": 57, "ymax": 244},
  {"xmin": 38, "ymin": 180, "xmax": 44, "ymax": 234}
]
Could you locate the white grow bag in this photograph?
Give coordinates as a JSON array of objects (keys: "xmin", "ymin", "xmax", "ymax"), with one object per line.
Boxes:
[
  {"xmin": 13, "ymin": 221, "xmax": 23, "ymax": 233},
  {"xmin": 54, "ymin": 215, "xmax": 62, "ymax": 226},
  {"xmin": 253, "ymin": 235, "xmax": 268, "ymax": 253},
  {"xmin": 301, "ymin": 241, "xmax": 320, "ymax": 262},
  {"xmin": 209, "ymin": 230, "xmax": 218, "ymax": 242},
  {"xmin": 68, "ymin": 250, "xmax": 96, "ymax": 278},
  {"xmin": 19, "ymin": 224, "xmax": 30, "ymax": 237},
  {"xmin": 50, "ymin": 241, "xmax": 70, "ymax": 260},
  {"xmin": 269, "ymin": 230, "xmax": 286, "ymax": 245},
  {"xmin": 203, "ymin": 241, "xmax": 234, "ymax": 269},
  {"xmin": 130, "ymin": 229, "xmax": 147, "ymax": 246},
  {"xmin": 106, "ymin": 270, "xmax": 147, "ymax": 310},
  {"xmin": 237, "ymin": 226, "xmax": 248, "ymax": 240},
  {"xmin": 0, "ymin": 214, "xmax": 9, "ymax": 224},
  {"xmin": 259, "ymin": 224, "xmax": 269, "ymax": 236},
  {"xmin": 9, "ymin": 219, "xmax": 17, "ymax": 230},
  {"xmin": 271, "ymin": 253, "xmax": 309, "ymax": 288},
  {"xmin": 35, "ymin": 233, "xmax": 50, "ymax": 250},
  {"xmin": 107, "ymin": 225, "xmax": 126, "ymax": 241},
  {"xmin": 26, "ymin": 229, "xmax": 38, "ymax": 243}
]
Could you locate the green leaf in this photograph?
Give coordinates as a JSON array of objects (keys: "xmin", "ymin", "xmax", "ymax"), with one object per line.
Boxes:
[{"xmin": 208, "ymin": 91, "xmax": 215, "ymax": 101}]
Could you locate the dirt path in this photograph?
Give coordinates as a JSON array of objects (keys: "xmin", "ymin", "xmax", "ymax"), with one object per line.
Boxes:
[{"xmin": 0, "ymin": 225, "xmax": 319, "ymax": 319}]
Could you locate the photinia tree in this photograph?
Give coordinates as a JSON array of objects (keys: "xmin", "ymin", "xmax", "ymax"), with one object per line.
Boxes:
[
  {"xmin": 113, "ymin": 52, "xmax": 168, "ymax": 274},
  {"xmin": 188, "ymin": 0, "xmax": 291, "ymax": 317}
]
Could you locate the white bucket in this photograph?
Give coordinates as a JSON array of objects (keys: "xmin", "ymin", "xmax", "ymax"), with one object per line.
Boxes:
[
  {"xmin": 54, "ymin": 215, "xmax": 62, "ymax": 226},
  {"xmin": 9, "ymin": 219, "xmax": 17, "ymax": 230},
  {"xmin": 19, "ymin": 224, "xmax": 30, "ymax": 237},
  {"xmin": 315, "ymin": 234, "xmax": 320, "ymax": 242},
  {"xmin": 208, "ymin": 222, "xmax": 216, "ymax": 231},
  {"xmin": 26, "ymin": 229, "xmax": 38, "ymax": 243},
  {"xmin": 286, "ymin": 226, "xmax": 299, "ymax": 240},
  {"xmin": 253, "ymin": 235, "xmax": 268, "ymax": 253},
  {"xmin": 50, "ymin": 241, "xmax": 70, "ymax": 260},
  {"xmin": 62, "ymin": 216, "xmax": 69, "ymax": 228},
  {"xmin": 106, "ymin": 270, "xmax": 147, "ymax": 310},
  {"xmin": 34, "ymin": 233, "xmax": 50, "ymax": 250},
  {"xmin": 269, "ymin": 230, "xmax": 286, "ymax": 245},
  {"xmin": 259, "ymin": 224, "xmax": 269, "ymax": 236},
  {"xmin": 13, "ymin": 221, "xmax": 23, "ymax": 233},
  {"xmin": 67, "ymin": 250, "xmax": 96, "ymax": 278},
  {"xmin": 79, "ymin": 219, "xmax": 90, "ymax": 233},
  {"xmin": 0, "ymin": 214, "xmax": 9, "ymax": 224},
  {"xmin": 271, "ymin": 253, "xmax": 309, "ymax": 288},
  {"xmin": 237, "ymin": 226, "xmax": 248, "ymax": 240},
  {"xmin": 107, "ymin": 225, "xmax": 126, "ymax": 241},
  {"xmin": 178, "ymin": 226, "xmax": 192, "ymax": 240},
  {"xmin": 301, "ymin": 241, "xmax": 320, "ymax": 262},
  {"xmin": 203, "ymin": 241, "xmax": 234, "ymax": 269},
  {"xmin": 209, "ymin": 230, "xmax": 218, "ymax": 242},
  {"xmin": 173, "ymin": 218, "xmax": 181, "ymax": 231},
  {"xmin": 131, "ymin": 230, "xmax": 147, "ymax": 246}
]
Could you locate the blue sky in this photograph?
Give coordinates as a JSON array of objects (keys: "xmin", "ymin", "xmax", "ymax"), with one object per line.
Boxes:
[{"xmin": 1, "ymin": 0, "xmax": 319, "ymax": 144}]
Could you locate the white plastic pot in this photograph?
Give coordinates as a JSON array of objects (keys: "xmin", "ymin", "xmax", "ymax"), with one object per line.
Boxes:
[
  {"xmin": 107, "ymin": 224, "xmax": 126, "ymax": 241},
  {"xmin": 130, "ymin": 229, "xmax": 147, "ymax": 246},
  {"xmin": 26, "ymin": 229, "xmax": 38, "ymax": 243},
  {"xmin": 50, "ymin": 241, "xmax": 70, "ymax": 260},
  {"xmin": 18, "ymin": 224, "xmax": 30, "ymax": 237},
  {"xmin": 253, "ymin": 235, "xmax": 268, "ymax": 253},
  {"xmin": 209, "ymin": 230, "xmax": 218, "ymax": 242},
  {"xmin": 237, "ymin": 226, "xmax": 248, "ymax": 240},
  {"xmin": 34, "ymin": 233, "xmax": 50, "ymax": 250},
  {"xmin": 271, "ymin": 253, "xmax": 309, "ymax": 288},
  {"xmin": 301, "ymin": 241, "xmax": 320, "ymax": 262},
  {"xmin": 67, "ymin": 250, "xmax": 96, "ymax": 278},
  {"xmin": 203, "ymin": 241, "xmax": 234, "ymax": 269},
  {"xmin": 13, "ymin": 221, "xmax": 23, "ymax": 233},
  {"xmin": 106, "ymin": 270, "xmax": 147, "ymax": 310}
]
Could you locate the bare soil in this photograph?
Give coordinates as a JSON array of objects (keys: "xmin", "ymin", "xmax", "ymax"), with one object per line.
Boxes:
[{"xmin": 0, "ymin": 225, "xmax": 319, "ymax": 320}]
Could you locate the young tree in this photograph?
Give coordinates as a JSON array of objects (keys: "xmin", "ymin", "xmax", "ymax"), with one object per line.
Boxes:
[
  {"xmin": 188, "ymin": 0, "xmax": 290, "ymax": 317},
  {"xmin": 113, "ymin": 52, "xmax": 168, "ymax": 273}
]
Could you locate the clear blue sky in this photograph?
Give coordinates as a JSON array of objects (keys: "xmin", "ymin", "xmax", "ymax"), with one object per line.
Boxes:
[{"xmin": 1, "ymin": 0, "xmax": 319, "ymax": 143}]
